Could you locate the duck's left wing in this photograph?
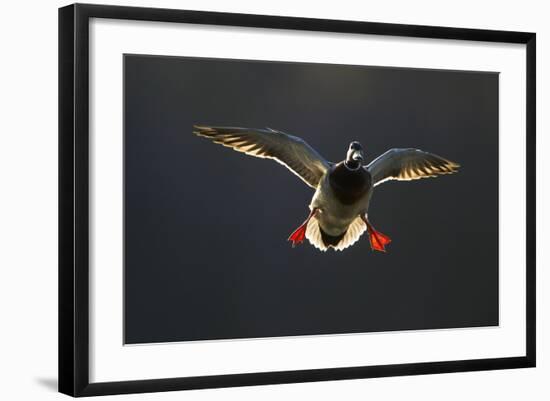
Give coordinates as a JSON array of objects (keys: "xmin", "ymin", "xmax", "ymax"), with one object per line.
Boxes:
[
  {"xmin": 367, "ymin": 148, "xmax": 460, "ymax": 187},
  {"xmin": 193, "ymin": 126, "xmax": 330, "ymax": 188}
]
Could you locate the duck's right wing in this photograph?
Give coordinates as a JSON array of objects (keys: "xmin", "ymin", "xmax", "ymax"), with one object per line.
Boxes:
[
  {"xmin": 193, "ymin": 125, "xmax": 330, "ymax": 189},
  {"xmin": 367, "ymin": 148, "xmax": 460, "ymax": 187}
]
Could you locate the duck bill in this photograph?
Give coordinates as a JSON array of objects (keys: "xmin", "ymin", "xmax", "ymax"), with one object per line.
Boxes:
[{"xmin": 351, "ymin": 151, "xmax": 363, "ymax": 163}]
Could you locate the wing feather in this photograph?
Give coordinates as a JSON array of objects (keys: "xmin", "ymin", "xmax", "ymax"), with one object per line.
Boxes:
[
  {"xmin": 193, "ymin": 126, "xmax": 330, "ymax": 188},
  {"xmin": 367, "ymin": 148, "xmax": 460, "ymax": 187}
]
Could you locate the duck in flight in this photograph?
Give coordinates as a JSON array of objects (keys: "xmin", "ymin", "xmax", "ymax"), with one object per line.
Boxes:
[{"xmin": 193, "ymin": 126, "xmax": 459, "ymax": 252}]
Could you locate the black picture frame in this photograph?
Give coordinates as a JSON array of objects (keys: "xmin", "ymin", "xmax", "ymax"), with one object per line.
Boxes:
[{"xmin": 59, "ymin": 3, "xmax": 536, "ymax": 397}]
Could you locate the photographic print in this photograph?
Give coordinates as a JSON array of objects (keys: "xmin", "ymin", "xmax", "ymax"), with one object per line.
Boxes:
[
  {"xmin": 59, "ymin": 5, "xmax": 536, "ymax": 395},
  {"xmin": 123, "ymin": 54, "xmax": 498, "ymax": 344}
]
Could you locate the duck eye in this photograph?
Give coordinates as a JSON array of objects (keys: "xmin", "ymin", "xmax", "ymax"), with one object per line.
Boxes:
[{"xmin": 350, "ymin": 142, "xmax": 361, "ymax": 150}]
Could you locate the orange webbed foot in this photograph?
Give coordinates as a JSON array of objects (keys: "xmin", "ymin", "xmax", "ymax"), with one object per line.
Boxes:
[
  {"xmin": 287, "ymin": 208, "xmax": 318, "ymax": 248},
  {"xmin": 368, "ymin": 229, "xmax": 392, "ymax": 252},
  {"xmin": 362, "ymin": 216, "xmax": 391, "ymax": 252},
  {"xmin": 288, "ymin": 224, "xmax": 307, "ymax": 247}
]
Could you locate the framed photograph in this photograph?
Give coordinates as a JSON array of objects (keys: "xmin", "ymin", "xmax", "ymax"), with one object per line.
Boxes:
[{"xmin": 59, "ymin": 3, "xmax": 536, "ymax": 397}]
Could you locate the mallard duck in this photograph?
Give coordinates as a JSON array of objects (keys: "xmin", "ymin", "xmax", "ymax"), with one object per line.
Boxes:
[{"xmin": 193, "ymin": 126, "xmax": 459, "ymax": 252}]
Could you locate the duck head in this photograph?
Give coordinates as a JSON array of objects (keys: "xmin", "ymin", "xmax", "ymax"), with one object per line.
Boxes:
[{"xmin": 344, "ymin": 141, "xmax": 364, "ymax": 170}]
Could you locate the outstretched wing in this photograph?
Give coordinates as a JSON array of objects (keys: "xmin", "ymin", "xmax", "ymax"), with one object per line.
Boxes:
[
  {"xmin": 367, "ymin": 148, "xmax": 460, "ymax": 187},
  {"xmin": 193, "ymin": 125, "xmax": 330, "ymax": 188}
]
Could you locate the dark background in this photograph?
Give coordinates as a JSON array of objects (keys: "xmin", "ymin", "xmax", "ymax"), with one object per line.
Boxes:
[{"xmin": 124, "ymin": 54, "xmax": 499, "ymax": 344}]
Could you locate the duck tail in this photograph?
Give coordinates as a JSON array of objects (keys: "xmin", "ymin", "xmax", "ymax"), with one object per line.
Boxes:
[
  {"xmin": 305, "ymin": 216, "xmax": 367, "ymax": 252},
  {"xmin": 320, "ymin": 230, "xmax": 346, "ymax": 247}
]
